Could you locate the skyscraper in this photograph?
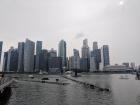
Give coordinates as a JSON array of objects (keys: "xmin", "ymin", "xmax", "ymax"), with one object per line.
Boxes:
[
  {"xmin": 35, "ymin": 41, "xmax": 42, "ymax": 72},
  {"xmin": 100, "ymin": 45, "xmax": 110, "ymax": 70},
  {"xmin": 91, "ymin": 42, "xmax": 101, "ymax": 70},
  {"xmin": 69, "ymin": 56, "xmax": 74, "ymax": 71},
  {"xmin": 7, "ymin": 47, "xmax": 18, "ymax": 72},
  {"xmin": 17, "ymin": 42, "xmax": 24, "ymax": 72},
  {"xmin": 81, "ymin": 39, "xmax": 90, "ymax": 58},
  {"xmin": 39, "ymin": 49, "xmax": 48, "ymax": 72},
  {"xmin": 93, "ymin": 41, "xmax": 98, "ymax": 51},
  {"xmin": 0, "ymin": 41, "xmax": 3, "ymax": 63},
  {"xmin": 48, "ymin": 57, "xmax": 62, "ymax": 73},
  {"xmin": 73, "ymin": 49, "xmax": 80, "ymax": 70},
  {"xmin": 80, "ymin": 58, "xmax": 88, "ymax": 72},
  {"xmin": 58, "ymin": 40, "xmax": 67, "ymax": 67},
  {"xmin": 2, "ymin": 52, "xmax": 8, "ymax": 72},
  {"xmin": 91, "ymin": 49, "xmax": 101, "ymax": 70},
  {"xmin": 24, "ymin": 39, "xmax": 35, "ymax": 72},
  {"xmin": 7, "ymin": 47, "xmax": 13, "ymax": 72},
  {"xmin": 48, "ymin": 48, "xmax": 57, "ymax": 58},
  {"xmin": 90, "ymin": 56, "xmax": 96, "ymax": 72}
]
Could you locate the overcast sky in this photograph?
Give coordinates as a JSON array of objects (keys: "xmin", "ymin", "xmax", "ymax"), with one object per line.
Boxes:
[{"xmin": 0, "ymin": 0, "xmax": 140, "ymax": 65}]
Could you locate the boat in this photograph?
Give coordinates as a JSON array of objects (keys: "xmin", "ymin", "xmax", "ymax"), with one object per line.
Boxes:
[
  {"xmin": 39, "ymin": 70, "xmax": 48, "ymax": 75},
  {"xmin": 28, "ymin": 75, "xmax": 34, "ymax": 79},
  {"xmin": 65, "ymin": 71, "xmax": 72, "ymax": 74}
]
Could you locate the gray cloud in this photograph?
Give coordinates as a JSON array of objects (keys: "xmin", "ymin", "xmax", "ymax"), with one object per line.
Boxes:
[
  {"xmin": 0, "ymin": 0, "xmax": 140, "ymax": 65},
  {"xmin": 75, "ymin": 33, "xmax": 85, "ymax": 39}
]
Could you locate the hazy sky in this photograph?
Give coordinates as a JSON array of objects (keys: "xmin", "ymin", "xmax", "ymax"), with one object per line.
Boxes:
[{"xmin": 0, "ymin": 0, "xmax": 140, "ymax": 65}]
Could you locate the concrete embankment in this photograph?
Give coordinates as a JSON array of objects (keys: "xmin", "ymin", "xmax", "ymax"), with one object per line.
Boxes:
[
  {"xmin": 0, "ymin": 77, "xmax": 14, "ymax": 100},
  {"xmin": 15, "ymin": 79, "xmax": 69, "ymax": 85},
  {"xmin": 0, "ymin": 78, "xmax": 14, "ymax": 92},
  {"xmin": 62, "ymin": 75, "xmax": 110, "ymax": 92}
]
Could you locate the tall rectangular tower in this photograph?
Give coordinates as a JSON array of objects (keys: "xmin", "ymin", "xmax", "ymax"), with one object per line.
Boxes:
[
  {"xmin": 39, "ymin": 49, "xmax": 48, "ymax": 72},
  {"xmin": 58, "ymin": 40, "xmax": 67, "ymax": 67},
  {"xmin": 2, "ymin": 52, "xmax": 8, "ymax": 72},
  {"xmin": 81, "ymin": 39, "xmax": 90, "ymax": 58},
  {"xmin": 7, "ymin": 47, "xmax": 18, "ymax": 72},
  {"xmin": 91, "ymin": 42, "xmax": 101, "ymax": 70},
  {"xmin": 0, "ymin": 41, "xmax": 3, "ymax": 63},
  {"xmin": 17, "ymin": 42, "xmax": 24, "ymax": 72},
  {"xmin": 73, "ymin": 49, "xmax": 80, "ymax": 70},
  {"xmin": 93, "ymin": 41, "xmax": 98, "ymax": 51},
  {"xmin": 100, "ymin": 45, "xmax": 110, "ymax": 70},
  {"xmin": 24, "ymin": 39, "xmax": 35, "ymax": 72},
  {"xmin": 35, "ymin": 41, "xmax": 42, "ymax": 72}
]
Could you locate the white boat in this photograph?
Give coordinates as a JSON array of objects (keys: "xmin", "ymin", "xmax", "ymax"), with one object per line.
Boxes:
[
  {"xmin": 28, "ymin": 75, "xmax": 34, "ymax": 78},
  {"xmin": 65, "ymin": 71, "xmax": 72, "ymax": 74},
  {"xmin": 39, "ymin": 70, "xmax": 48, "ymax": 75}
]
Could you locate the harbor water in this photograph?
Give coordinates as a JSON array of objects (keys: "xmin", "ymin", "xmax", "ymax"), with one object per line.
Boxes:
[{"xmin": 3, "ymin": 74, "xmax": 140, "ymax": 105}]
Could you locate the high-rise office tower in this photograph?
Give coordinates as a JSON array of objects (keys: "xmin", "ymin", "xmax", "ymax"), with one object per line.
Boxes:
[
  {"xmin": 69, "ymin": 57, "xmax": 73, "ymax": 71},
  {"xmin": 58, "ymin": 40, "xmax": 67, "ymax": 67},
  {"xmin": 66, "ymin": 57, "xmax": 69, "ymax": 70},
  {"xmin": 39, "ymin": 49, "xmax": 48, "ymax": 72},
  {"xmin": 80, "ymin": 58, "xmax": 88, "ymax": 72},
  {"xmin": 82, "ymin": 39, "xmax": 90, "ymax": 71},
  {"xmin": 0, "ymin": 41, "xmax": 3, "ymax": 63},
  {"xmin": 35, "ymin": 41, "xmax": 42, "ymax": 72},
  {"xmin": 73, "ymin": 49, "xmax": 80, "ymax": 70},
  {"xmin": 81, "ymin": 39, "xmax": 90, "ymax": 58},
  {"xmin": 24, "ymin": 39, "xmax": 35, "ymax": 72},
  {"xmin": 48, "ymin": 57, "xmax": 62, "ymax": 73},
  {"xmin": 90, "ymin": 56, "xmax": 96, "ymax": 72},
  {"xmin": 7, "ymin": 47, "xmax": 18, "ymax": 72},
  {"xmin": 2, "ymin": 52, "xmax": 8, "ymax": 72},
  {"xmin": 7, "ymin": 47, "xmax": 14, "ymax": 72},
  {"xmin": 17, "ymin": 42, "xmax": 24, "ymax": 72},
  {"xmin": 91, "ymin": 42, "xmax": 101, "ymax": 70},
  {"xmin": 48, "ymin": 48, "xmax": 57, "ymax": 58},
  {"xmin": 93, "ymin": 41, "xmax": 98, "ymax": 51},
  {"xmin": 100, "ymin": 45, "xmax": 110, "ymax": 70}
]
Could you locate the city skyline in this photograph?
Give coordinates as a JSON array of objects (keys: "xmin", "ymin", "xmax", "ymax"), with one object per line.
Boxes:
[
  {"xmin": 1, "ymin": 38, "xmax": 111, "ymax": 72},
  {"xmin": 0, "ymin": 38, "xmax": 138, "ymax": 67},
  {"xmin": 0, "ymin": 0, "xmax": 140, "ymax": 65},
  {"xmin": 1, "ymin": 38, "xmax": 137, "ymax": 73}
]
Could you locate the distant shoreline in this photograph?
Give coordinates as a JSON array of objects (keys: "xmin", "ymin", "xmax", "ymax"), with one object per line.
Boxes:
[{"xmin": 0, "ymin": 70, "xmax": 136, "ymax": 74}]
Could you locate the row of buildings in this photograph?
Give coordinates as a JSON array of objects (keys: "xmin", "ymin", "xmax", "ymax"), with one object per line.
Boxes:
[
  {"xmin": 2, "ymin": 39, "xmax": 66, "ymax": 73},
  {"xmin": 69, "ymin": 39, "xmax": 110, "ymax": 72},
  {"xmin": 0, "ymin": 38, "xmax": 110, "ymax": 73}
]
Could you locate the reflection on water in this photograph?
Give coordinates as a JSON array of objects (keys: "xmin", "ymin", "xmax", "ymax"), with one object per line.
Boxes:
[{"xmin": 4, "ymin": 74, "xmax": 140, "ymax": 105}]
